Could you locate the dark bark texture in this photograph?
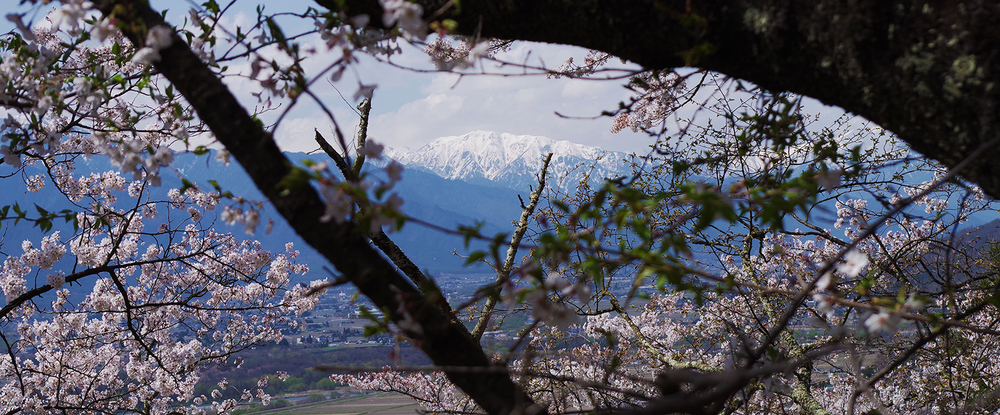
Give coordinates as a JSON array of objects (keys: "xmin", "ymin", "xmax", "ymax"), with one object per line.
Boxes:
[
  {"xmin": 88, "ymin": 0, "xmax": 1000, "ymax": 414},
  {"xmin": 330, "ymin": 0, "xmax": 1000, "ymax": 197},
  {"xmin": 93, "ymin": 2, "xmax": 542, "ymax": 415}
]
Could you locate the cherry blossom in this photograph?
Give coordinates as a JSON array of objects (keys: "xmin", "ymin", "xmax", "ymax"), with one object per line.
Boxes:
[
  {"xmin": 379, "ymin": 0, "xmax": 428, "ymax": 40},
  {"xmin": 836, "ymin": 248, "xmax": 869, "ymax": 277},
  {"xmin": 330, "ymin": 84, "xmax": 1000, "ymax": 413},
  {"xmin": 358, "ymin": 140, "xmax": 385, "ymax": 159},
  {"xmin": 353, "ymin": 83, "xmax": 377, "ymax": 101},
  {"xmin": 864, "ymin": 309, "xmax": 899, "ymax": 334},
  {"xmin": 0, "ymin": 7, "xmax": 324, "ymax": 413},
  {"xmin": 4, "ymin": 1, "xmax": 999, "ymax": 414},
  {"xmin": 386, "ymin": 160, "xmax": 404, "ymax": 181}
]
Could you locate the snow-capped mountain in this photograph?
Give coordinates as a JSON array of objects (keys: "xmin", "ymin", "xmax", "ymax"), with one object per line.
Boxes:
[{"xmin": 385, "ymin": 131, "xmax": 630, "ymax": 191}]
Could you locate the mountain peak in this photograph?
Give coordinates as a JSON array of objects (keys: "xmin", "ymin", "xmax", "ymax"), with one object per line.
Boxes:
[{"xmin": 385, "ymin": 131, "xmax": 628, "ymax": 191}]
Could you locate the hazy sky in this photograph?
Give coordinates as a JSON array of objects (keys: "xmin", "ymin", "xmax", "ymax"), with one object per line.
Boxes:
[
  {"xmin": 136, "ymin": 0, "xmax": 659, "ymax": 154},
  {"xmin": 5, "ymin": 0, "xmax": 861, "ymax": 156},
  {"xmin": 274, "ymin": 41, "xmax": 660, "ymax": 154}
]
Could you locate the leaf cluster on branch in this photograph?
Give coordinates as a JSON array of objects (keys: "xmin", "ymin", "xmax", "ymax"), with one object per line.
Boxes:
[{"xmin": 2, "ymin": 1, "xmax": 1000, "ymax": 414}]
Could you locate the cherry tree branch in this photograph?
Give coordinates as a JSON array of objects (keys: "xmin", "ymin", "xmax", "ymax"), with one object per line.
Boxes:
[
  {"xmin": 751, "ymin": 135, "xmax": 1000, "ymax": 366},
  {"xmin": 330, "ymin": 0, "xmax": 1000, "ymax": 201},
  {"xmin": 91, "ymin": 2, "xmax": 539, "ymax": 415},
  {"xmin": 472, "ymin": 153, "xmax": 552, "ymax": 340}
]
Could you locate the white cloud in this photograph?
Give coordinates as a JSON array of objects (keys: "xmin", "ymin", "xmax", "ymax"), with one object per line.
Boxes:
[
  {"xmin": 0, "ymin": 2, "xmax": 668, "ymax": 156},
  {"xmin": 154, "ymin": 9, "xmax": 661, "ymax": 155},
  {"xmin": 351, "ymin": 44, "xmax": 654, "ymax": 153}
]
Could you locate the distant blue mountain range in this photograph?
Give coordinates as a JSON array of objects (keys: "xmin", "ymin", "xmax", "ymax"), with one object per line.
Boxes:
[
  {"xmin": 1, "ymin": 131, "xmax": 995, "ymax": 302},
  {"xmin": 0, "ymin": 148, "xmax": 535, "ymax": 299}
]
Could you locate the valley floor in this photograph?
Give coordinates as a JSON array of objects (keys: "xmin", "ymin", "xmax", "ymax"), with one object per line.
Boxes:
[{"xmin": 251, "ymin": 392, "xmax": 419, "ymax": 415}]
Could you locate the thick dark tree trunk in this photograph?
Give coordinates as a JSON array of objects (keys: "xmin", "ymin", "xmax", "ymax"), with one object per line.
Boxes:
[
  {"xmin": 331, "ymin": 0, "xmax": 1000, "ymax": 197},
  {"xmin": 93, "ymin": 2, "xmax": 542, "ymax": 415},
  {"xmin": 91, "ymin": 0, "xmax": 1000, "ymax": 413}
]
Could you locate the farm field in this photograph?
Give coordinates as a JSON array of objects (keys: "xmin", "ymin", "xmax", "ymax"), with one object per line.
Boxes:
[{"xmin": 261, "ymin": 393, "xmax": 420, "ymax": 415}]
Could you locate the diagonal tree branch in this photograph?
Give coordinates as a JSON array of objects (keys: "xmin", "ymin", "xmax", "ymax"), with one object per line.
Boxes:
[
  {"xmin": 315, "ymin": 129, "xmax": 353, "ymax": 180},
  {"xmin": 351, "ymin": 97, "xmax": 372, "ymax": 178},
  {"xmin": 472, "ymin": 153, "xmax": 552, "ymax": 340},
  {"xmin": 91, "ymin": 2, "xmax": 540, "ymax": 415},
  {"xmin": 315, "ymin": 99, "xmax": 463, "ymax": 327}
]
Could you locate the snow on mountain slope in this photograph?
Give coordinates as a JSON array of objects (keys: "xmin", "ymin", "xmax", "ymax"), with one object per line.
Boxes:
[{"xmin": 384, "ymin": 131, "xmax": 629, "ymax": 191}]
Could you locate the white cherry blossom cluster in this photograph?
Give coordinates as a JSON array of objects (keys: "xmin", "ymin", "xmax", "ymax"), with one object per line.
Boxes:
[
  {"xmin": 220, "ymin": 202, "xmax": 265, "ymax": 235},
  {"xmin": 424, "ymin": 37, "xmax": 493, "ymax": 70},
  {"xmin": 508, "ymin": 333, "xmax": 654, "ymax": 411},
  {"xmin": 549, "ymin": 50, "xmax": 613, "ymax": 79},
  {"xmin": 54, "ymin": 169, "xmax": 127, "ymax": 205},
  {"xmin": 879, "ymin": 216, "xmax": 939, "ymax": 258},
  {"xmin": 132, "ymin": 25, "xmax": 173, "ymax": 66},
  {"xmin": 904, "ymin": 179, "xmax": 952, "ymax": 214},
  {"xmin": 611, "ymin": 71, "xmax": 684, "ymax": 133},
  {"xmin": 0, "ymin": 23, "xmax": 126, "ymax": 166},
  {"xmin": 0, "ymin": 213, "xmax": 316, "ymax": 413},
  {"xmin": 330, "ymin": 369, "xmax": 478, "ymax": 413},
  {"xmin": 91, "ymin": 132, "xmax": 175, "ymax": 186},
  {"xmin": 168, "ymin": 185, "xmax": 223, "ymax": 211},
  {"xmin": 583, "ymin": 293, "xmax": 686, "ymax": 346},
  {"xmin": 49, "ymin": 0, "xmax": 93, "ymax": 35},
  {"xmin": 379, "ymin": 0, "xmax": 428, "ymax": 40},
  {"xmin": 833, "ymin": 198, "xmax": 871, "ymax": 238},
  {"xmin": 0, "ymin": 8, "xmax": 331, "ymax": 412}
]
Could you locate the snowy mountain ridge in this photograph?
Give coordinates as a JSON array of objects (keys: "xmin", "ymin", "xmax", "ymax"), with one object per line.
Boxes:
[{"xmin": 384, "ymin": 130, "xmax": 630, "ymax": 191}]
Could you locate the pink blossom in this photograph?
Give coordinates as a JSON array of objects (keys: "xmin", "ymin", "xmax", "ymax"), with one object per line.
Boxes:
[
  {"xmin": 354, "ymin": 84, "xmax": 377, "ymax": 102},
  {"xmin": 379, "ymin": 0, "xmax": 427, "ymax": 39},
  {"xmin": 131, "ymin": 47, "xmax": 160, "ymax": 65},
  {"xmin": 319, "ymin": 183, "xmax": 352, "ymax": 223},
  {"xmin": 902, "ymin": 294, "xmax": 925, "ymax": 313},
  {"xmin": 90, "ymin": 18, "xmax": 117, "ymax": 42},
  {"xmin": 216, "ymin": 149, "xmax": 231, "ymax": 165},
  {"xmin": 836, "ymin": 249, "xmax": 868, "ymax": 277},
  {"xmin": 815, "ymin": 271, "xmax": 834, "ymax": 291},
  {"xmin": 386, "ymin": 160, "xmax": 404, "ymax": 182},
  {"xmin": 816, "ymin": 169, "xmax": 842, "ymax": 190},
  {"xmin": 864, "ymin": 310, "xmax": 899, "ymax": 334},
  {"xmin": 144, "ymin": 25, "xmax": 173, "ymax": 51},
  {"xmin": 50, "ymin": 0, "xmax": 92, "ymax": 31},
  {"xmin": 813, "ymin": 293, "xmax": 835, "ymax": 318},
  {"xmin": 359, "ymin": 140, "xmax": 385, "ymax": 159}
]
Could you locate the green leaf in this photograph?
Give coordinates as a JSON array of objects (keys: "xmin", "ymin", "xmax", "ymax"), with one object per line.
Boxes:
[
  {"xmin": 265, "ymin": 17, "xmax": 288, "ymax": 45},
  {"xmin": 464, "ymin": 251, "xmax": 487, "ymax": 265},
  {"xmin": 179, "ymin": 178, "xmax": 195, "ymax": 194},
  {"xmin": 609, "ymin": 355, "xmax": 623, "ymax": 371},
  {"xmin": 362, "ymin": 324, "xmax": 385, "ymax": 337},
  {"xmin": 276, "ymin": 167, "xmax": 312, "ymax": 197},
  {"xmin": 202, "ymin": 0, "xmax": 220, "ymax": 13},
  {"xmin": 251, "ymin": 115, "xmax": 265, "ymax": 129},
  {"xmin": 677, "ymin": 42, "xmax": 717, "ymax": 66},
  {"xmin": 358, "ymin": 306, "xmax": 380, "ymax": 323}
]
